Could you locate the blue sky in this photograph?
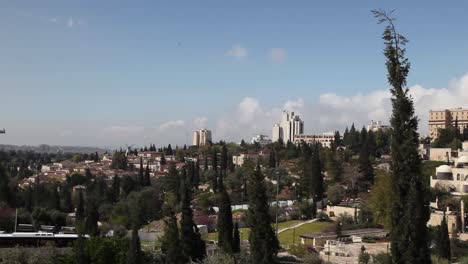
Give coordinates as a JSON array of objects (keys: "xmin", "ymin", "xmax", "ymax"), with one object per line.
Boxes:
[{"xmin": 1, "ymin": 0, "xmax": 468, "ymax": 147}]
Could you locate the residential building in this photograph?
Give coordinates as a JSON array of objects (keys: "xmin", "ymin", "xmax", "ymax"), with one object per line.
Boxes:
[
  {"xmin": 430, "ymin": 156, "xmax": 468, "ymax": 195},
  {"xmin": 193, "ymin": 129, "xmax": 212, "ymax": 146},
  {"xmin": 429, "ymin": 107, "xmax": 468, "ymax": 139},
  {"xmin": 367, "ymin": 120, "xmax": 390, "ymax": 132},
  {"xmin": 293, "ymin": 132, "xmax": 335, "ymax": 148},
  {"xmin": 251, "ymin": 134, "xmax": 272, "ymax": 146},
  {"xmin": 232, "ymin": 150, "xmax": 271, "ymax": 167},
  {"xmin": 272, "ymin": 111, "xmax": 304, "ymax": 143}
]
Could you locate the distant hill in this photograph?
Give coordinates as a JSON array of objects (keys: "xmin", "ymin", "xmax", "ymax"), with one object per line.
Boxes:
[{"xmin": 0, "ymin": 144, "xmax": 108, "ymax": 154}]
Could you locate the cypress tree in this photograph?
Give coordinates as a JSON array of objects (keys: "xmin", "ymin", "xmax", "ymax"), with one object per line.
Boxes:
[
  {"xmin": 52, "ymin": 184, "xmax": 61, "ymax": 210},
  {"xmin": 358, "ymin": 136, "xmax": 374, "ymax": 188},
  {"xmin": 310, "ymin": 144, "xmax": 324, "ymax": 200},
  {"xmin": 233, "ymin": 222, "xmax": 241, "ymax": 253},
  {"xmin": 127, "ymin": 228, "xmax": 143, "ymax": 264},
  {"xmin": 217, "ymin": 179, "xmax": 234, "ymax": 254},
  {"xmin": 221, "ymin": 143, "xmax": 228, "ymax": 173},
  {"xmin": 268, "ymin": 150, "xmax": 277, "ymax": 168},
  {"xmin": 161, "ymin": 213, "xmax": 182, "ymax": 264},
  {"xmin": 193, "ymin": 159, "xmax": 200, "ymax": 189},
  {"xmin": 373, "ymin": 9, "xmax": 431, "ymax": 264},
  {"xmin": 180, "ymin": 168, "xmax": 206, "ymax": 262},
  {"xmin": 76, "ymin": 190, "xmax": 85, "ymax": 223},
  {"xmin": 74, "ymin": 190, "xmax": 86, "ymax": 264},
  {"xmin": 111, "ymin": 174, "xmax": 120, "ymax": 203},
  {"xmin": 436, "ymin": 212, "xmax": 451, "ymax": 261},
  {"xmin": 84, "ymin": 197, "xmax": 99, "ymax": 236},
  {"xmin": 0, "ymin": 164, "xmax": 14, "ymax": 206},
  {"xmin": 138, "ymin": 158, "xmax": 144, "ymax": 187},
  {"xmin": 212, "ymin": 149, "xmax": 218, "ymax": 192},
  {"xmin": 160, "ymin": 154, "xmax": 167, "ymax": 166},
  {"xmin": 144, "ymin": 161, "xmax": 151, "ymax": 186},
  {"xmin": 248, "ymin": 163, "xmax": 279, "ymax": 264}
]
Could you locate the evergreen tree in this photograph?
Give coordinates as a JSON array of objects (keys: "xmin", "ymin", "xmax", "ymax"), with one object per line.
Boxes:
[
  {"xmin": 436, "ymin": 212, "xmax": 451, "ymax": 261},
  {"xmin": 217, "ymin": 181, "xmax": 234, "ymax": 254},
  {"xmin": 52, "ymin": 184, "xmax": 61, "ymax": 210},
  {"xmin": 76, "ymin": 190, "xmax": 85, "ymax": 223},
  {"xmin": 358, "ymin": 135, "xmax": 374, "ymax": 188},
  {"xmin": 138, "ymin": 158, "xmax": 144, "ymax": 187},
  {"xmin": 167, "ymin": 144, "xmax": 173, "ymax": 155},
  {"xmin": 221, "ymin": 143, "xmax": 228, "ymax": 173},
  {"xmin": 268, "ymin": 150, "xmax": 277, "ymax": 168},
  {"xmin": 247, "ymin": 163, "xmax": 279, "ymax": 264},
  {"xmin": 163, "ymin": 163, "xmax": 181, "ymax": 202},
  {"xmin": 127, "ymin": 228, "xmax": 143, "ymax": 264},
  {"xmin": 343, "ymin": 127, "xmax": 350, "ymax": 146},
  {"xmin": 160, "ymin": 154, "xmax": 167, "ymax": 166},
  {"xmin": 85, "ymin": 168, "xmax": 93, "ymax": 183},
  {"xmin": 0, "ymin": 164, "xmax": 14, "ymax": 206},
  {"xmin": 74, "ymin": 190, "xmax": 86, "ymax": 264},
  {"xmin": 161, "ymin": 213, "xmax": 183, "ymax": 264},
  {"xmin": 233, "ymin": 222, "xmax": 241, "ymax": 253},
  {"xmin": 310, "ymin": 144, "xmax": 324, "ymax": 200},
  {"xmin": 193, "ymin": 159, "xmax": 200, "ymax": 189},
  {"xmin": 144, "ymin": 161, "xmax": 151, "ymax": 186},
  {"xmin": 212, "ymin": 149, "xmax": 218, "ymax": 192},
  {"xmin": 180, "ymin": 168, "xmax": 206, "ymax": 262},
  {"xmin": 373, "ymin": 9, "xmax": 431, "ymax": 264},
  {"xmin": 111, "ymin": 174, "xmax": 120, "ymax": 203},
  {"xmin": 84, "ymin": 197, "xmax": 99, "ymax": 236},
  {"xmin": 334, "ymin": 130, "xmax": 342, "ymax": 147}
]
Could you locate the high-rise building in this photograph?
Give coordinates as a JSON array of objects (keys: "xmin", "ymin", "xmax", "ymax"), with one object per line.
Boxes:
[
  {"xmin": 429, "ymin": 108, "xmax": 468, "ymax": 139},
  {"xmin": 192, "ymin": 129, "xmax": 212, "ymax": 146},
  {"xmin": 272, "ymin": 111, "xmax": 304, "ymax": 143}
]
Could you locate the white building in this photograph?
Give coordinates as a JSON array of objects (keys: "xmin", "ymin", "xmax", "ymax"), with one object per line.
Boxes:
[
  {"xmin": 430, "ymin": 156, "xmax": 468, "ymax": 195},
  {"xmin": 251, "ymin": 134, "xmax": 272, "ymax": 146},
  {"xmin": 367, "ymin": 120, "xmax": 390, "ymax": 132},
  {"xmin": 294, "ymin": 132, "xmax": 336, "ymax": 148},
  {"xmin": 193, "ymin": 129, "xmax": 212, "ymax": 146},
  {"xmin": 272, "ymin": 111, "xmax": 304, "ymax": 143}
]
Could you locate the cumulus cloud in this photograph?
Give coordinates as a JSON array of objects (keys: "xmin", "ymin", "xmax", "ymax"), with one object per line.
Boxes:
[
  {"xmin": 226, "ymin": 45, "xmax": 248, "ymax": 60},
  {"xmin": 159, "ymin": 120, "xmax": 185, "ymax": 131},
  {"xmin": 269, "ymin": 48, "xmax": 288, "ymax": 63}
]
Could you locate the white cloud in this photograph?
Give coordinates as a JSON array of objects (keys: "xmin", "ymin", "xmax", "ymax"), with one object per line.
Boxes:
[
  {"xmin": 48, "ymin": 18, "xmax": 58, "ymax": 23},
  {"xmin": 236, "ymin": 97, "xmax": 263, "ymax": 124},
  {"xmin": 226, "ymin": 45, "xmax": 248, "ymax": 60},
  {"xmin": 159, "ymin": 120, "xmax": 185, "ymax": 131},
  {"xmin": 269, "ymin": 48, "xmax": 288, "ymax": 63},
  {"xmin": 67, "ymin": 17, "xmax": 74, "ymax": 27},
  {"xmin": 283, "ymin": 98, "xmax": 304, "ymax": 113},
  {"xmin": 193, "ymin": 117, "xmax": 208, "ymax": 128}
]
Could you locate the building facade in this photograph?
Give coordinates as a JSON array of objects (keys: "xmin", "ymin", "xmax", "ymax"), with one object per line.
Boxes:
[
  {"xmin": 251, "ymin": 134, "xmax": 272, "ymax": 146},
  {"xmin": 430, "ymin": 156, "xmax": 468, "ymax": 195},
  {"xmin": 293, "ymin": 132, "xmax": 335, "ymax": 148},
  {"xmin": 429, "ymin": 108, "xmax": 468, "ymax": 139},
  {"xmin": 192, "ymin": 129, "xmax": 212, "ymax": 146},
  {"xmin": 272, "ymin": 111, "xmax": 304, "ymax": 143},
  {"xmin": 367, "ymin": 120, "xmax": 390, "ymax": 132}
]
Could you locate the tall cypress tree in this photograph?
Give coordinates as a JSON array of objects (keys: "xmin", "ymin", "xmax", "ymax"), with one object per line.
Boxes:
[
  {"xmin": 138, "ymin": 158, "xmax": 144, "ymax": 187},
  {"xmin": 248, "ymin": 163, "xmax": 279, "ymax": 264},
  {"xmin": 161, "ymin": 213, "xmax": 182, "ymax": 264},
  {"xmin": 212, "ymin": 149, "xmax": 218, "ymax": 192},
  {"xmin": 233, "ymin": 222, "xmax": 241, "ymax": 253},
  {"xmin": 180, "ymin": 168, "xmax": 206, "ymax": 262},
  {"xmin": 217, "ymin": 179, "xmax": 234, "ymax": 254},
  {"xmin": 144, "ymin": 161, "xmax": 151, "ymax": 186},
  {"xmin": 221, "ymin": 143, "xmax": 228, "ymax": 173},
  {"xmin": 358, "ymin": 136, "xmax": 374, "ymax": 189},
  {"xmin": 373, "ymin": 9, "xmax": 431, "ymax": 264},
  {"xmin": 436, "ymin": 212, "xmax": 451, "ymax": 261},
  {"xmin": 111, "ymin": 174, "xmax": 120, "ymax": 203},
  {"xmin": 84, "ymin": 197, "xmax": 99, "ymax": 236},
  {"xmin": 310, "ymin": 144, "xmax": 324, "ymax": 200},
  {"xmin": 74, "ymin": 190, "xmax": 86, "ymax": 264},
  {"xmin": 127, "ymin": 228, "xmax": 143, "ymax": 264}
]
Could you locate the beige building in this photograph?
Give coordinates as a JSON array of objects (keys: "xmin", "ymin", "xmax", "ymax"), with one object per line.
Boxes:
[
  {"xmin": 294, "ymin": 132, "xmax": 335, "ymax": 148},
  {"xmin": 192, "ymin": 129, "xmax": 212, "ymax": 146},
  {"xmin": 429, "ymin": 108, "xmax": 468, "ymax": 139}
]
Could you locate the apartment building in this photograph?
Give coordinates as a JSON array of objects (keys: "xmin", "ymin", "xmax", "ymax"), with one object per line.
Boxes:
[
  {"xmin": 272, "ymin": 111, "xmax": 304, "ymax": 143},
  {"xmin": 293, "ymin": 132, "xmax": 335, "ymax": 148},
  {"xmin": 193, "ymin": 129, "xmax": 212, "ymax": 146},
  {"xmin": 429, "ymin": 108, "xmax": 468, "ymax": 139}
]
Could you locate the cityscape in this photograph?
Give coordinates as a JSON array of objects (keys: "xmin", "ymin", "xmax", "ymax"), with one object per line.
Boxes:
[{"xmin": 1, "ymin": 2, "xmax": 468, "ymax": 264}]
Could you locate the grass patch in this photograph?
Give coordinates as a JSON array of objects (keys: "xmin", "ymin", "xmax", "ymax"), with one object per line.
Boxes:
[{"xmin": 278, "ymin": 221, "xmax": 332, "ymax": 248}]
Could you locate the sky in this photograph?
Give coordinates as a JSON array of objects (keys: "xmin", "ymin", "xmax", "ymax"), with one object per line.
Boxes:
[{"xmin": 1, "ymin": 0, "xmax": 468, "ymax": 148}]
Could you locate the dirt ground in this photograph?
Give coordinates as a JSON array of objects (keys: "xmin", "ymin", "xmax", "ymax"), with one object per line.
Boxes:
[{"xmin": 319, "ymin": 242, "xmax": 390, "ymax": 264}]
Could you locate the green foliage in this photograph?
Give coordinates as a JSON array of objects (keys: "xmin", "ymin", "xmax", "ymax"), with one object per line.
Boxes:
[
  {"xmin": 161, "ymin": 213, "xmax": 183, "ymax": 264},
  {"xmin": 127, "ymin": 228, "xmax": 143, "ymax": 264},
  {"xmin": 194, "ymin": 253, "xmax": 237, "ymax": 264},
  {"xmin": 110, "ymin": 151, "xmax": 128, "ymax": 170},
  {"xmin": 373, "ymin": 9, "xmax": 431, "ymax": 263},
  {"xmin": 217, "ymin": 188, "xmax": 234, "ymax": 254},
  {"xmin": 85, "ymin": 237, "xmax": 129, "ymax": 264},
  {"xmin": 0, "ymin": 247, "xmax": 74, "ymax": 264},
  {"xmin": 368, "ymin": 171, "xmax": 392, "ymax": 228},
  {"xmin": 358, "ymin": 252, "xmax": 371, "ymax": 264},
  {"xmin": 326, "ymin": 184, "xmax": 344, "ymax": 206},
  {"xmin": 435, "ymin": 214, "xmax": 451, "ymax": 261},
  {"xmin": 247, "ymin": 163, "xmax": 279, "ymax": 264}
]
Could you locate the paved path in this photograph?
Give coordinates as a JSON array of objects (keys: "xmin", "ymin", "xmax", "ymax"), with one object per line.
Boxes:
[{"xmin": 277, "ymin": 219, "xmax": 318, "ymax": 234}]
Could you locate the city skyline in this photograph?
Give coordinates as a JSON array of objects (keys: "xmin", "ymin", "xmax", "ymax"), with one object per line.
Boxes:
[{"xmin": 2, "ymin": 1, "xmax": 468, "ymax": 147}]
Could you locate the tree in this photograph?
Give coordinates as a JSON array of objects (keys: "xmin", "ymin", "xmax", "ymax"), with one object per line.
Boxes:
[
  {"xmin": 143, "ymin": 161, "xmax": 151, "ymax": 186},
  {"xmin": 85, "ymin": 197, "xmax": 99, "ymax": 236},
  {"xmin": 436, "ymin": 212, "xmax": 451, "ymax": 261},
  {"xmin": 161, "ymin": 213, "xmax": 183, "ymax": 264},
  {"xmin": 212, "ymin": 149, "xmax": 219, "ymax": 192},
  {"xmin": 310, "ymin": 144, "xmax": 324, "ymax": 200},
  {"xmin": 160, "ymin": 154, "xmax": 167, "ymax": 166},
  {"xmin": 368, "ymin": 171, "xmax": 392, "ymax": 228},
  {"xmin": 247, "ymin": 163, "xmax": 279, "ymax": 264},
  {"xmin": 138, "ymin": 158, "xmax": 144, "ymax": 187},
  {"xmin": 221, "ymin": 143, "xmax": 228, "ymax": 173},
  {"xmin": 180, "ymin": 168, "xmax": 206, "ymax": 262},
  {"xmin": 127, "ymin": 228, "xmax": 143, "ymax": 264},
  {"xmin": 232, "ymin": 222, "xmax": 241, "ymax": 253},
  {"xmin": 111, "ymin": 174, "xmax": 120, "ymax": 203},
  {"xmin": 76, "ymin": 190, "xmax": 85, "ymax": 223},
  {"xmin": 0, "ymin": 164, "xmax": 13, "ymax": 206},
  {"xmin": 373, "ymin": 9, "xmax": 431, "ymax": 263},
  {"xmin": 358, "ymin": 135, "xmax": 374, "ymax": 189},
  {"xmin": 111, "ymin": 151, "xmax": 128, "ymax": 170},
  {"xmin": 217, "ymin": 185, "xmax": 234, "ymax": 254}
]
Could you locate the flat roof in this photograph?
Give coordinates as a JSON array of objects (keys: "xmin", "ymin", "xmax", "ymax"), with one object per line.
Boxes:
[{"xmin": 300, "ymin": 228, "xmax": 387, "ymax": 239}]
